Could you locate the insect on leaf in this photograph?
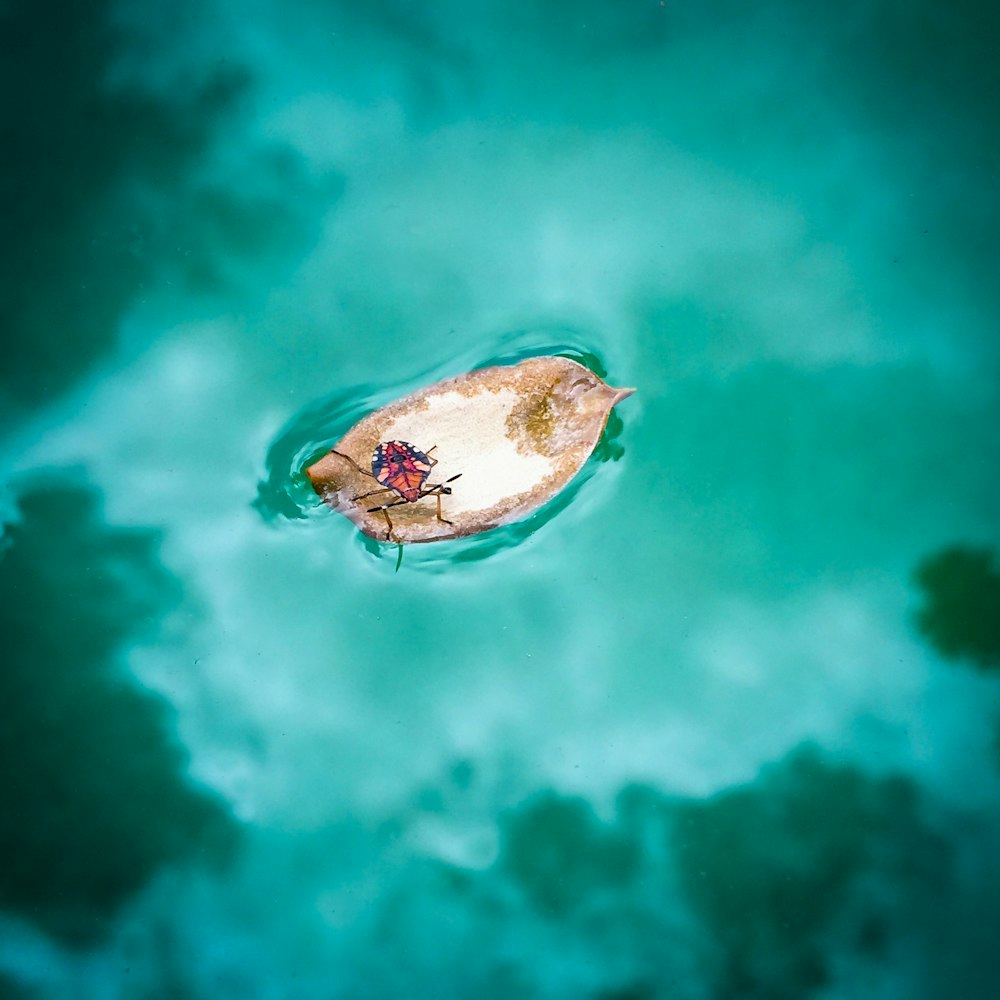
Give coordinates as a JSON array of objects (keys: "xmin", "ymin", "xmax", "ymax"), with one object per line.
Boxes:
[{"xmin": 305, "ymin": 356, "xmax": 634, "ymax": 544}]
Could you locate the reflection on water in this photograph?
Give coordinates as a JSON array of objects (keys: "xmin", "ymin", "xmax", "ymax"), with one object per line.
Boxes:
[
  {"xmin": 669, "ymin": 748, "xmax": 948, "ymax": 1000},
  {"xmin": 912, "ymin": 545, "xmax": 1000, "ymax": 671},
  {"xmin": 481, "ymin": 746, "xmax": 953, "ymax": 1000},
  {"xmin": 0, "ymin": 481, "xmax": 239, "ymax": 945},
  {"xmin": 0, "ymin": 0, "xmax": 334, "ymax": 420},
  {"xmin": 3, "ymin": 0, "xmax": 1000, "ymax": 996}
]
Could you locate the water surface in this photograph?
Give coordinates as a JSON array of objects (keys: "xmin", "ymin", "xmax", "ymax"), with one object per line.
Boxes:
[{"xmin": 2, "ymin": 2, "xmax": 1000, "ymax": 997}]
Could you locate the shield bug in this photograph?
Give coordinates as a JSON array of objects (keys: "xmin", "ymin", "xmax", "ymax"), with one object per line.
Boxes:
[{"xmin": 330, "ymin": 440, "xmax": 461, "ymax": 542}]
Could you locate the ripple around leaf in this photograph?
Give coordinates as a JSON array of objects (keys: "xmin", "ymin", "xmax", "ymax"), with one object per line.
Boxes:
[{"xmin": 252, "ymin": 326, "xmax": 630, "ymax": 570}]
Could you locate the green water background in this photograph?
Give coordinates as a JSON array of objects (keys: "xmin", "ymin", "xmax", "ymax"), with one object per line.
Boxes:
[{"xmin": 2, "ymin": 1, "xmax": 1000, "ymax": 997}]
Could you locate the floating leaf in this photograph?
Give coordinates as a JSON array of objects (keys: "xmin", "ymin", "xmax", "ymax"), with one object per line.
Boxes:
[{"xmin": 305, "ymin": 357, "xmax": 634, "ymax": 544}]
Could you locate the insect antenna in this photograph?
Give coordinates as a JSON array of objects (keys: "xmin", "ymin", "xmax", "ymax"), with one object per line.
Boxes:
[
  {"xmin": 367, "ymin": 499, "xmax": 408, "ymax": 513},
  {"xmin": 424, "ymin": 473, "xmax": 462, "ymax": 496}
]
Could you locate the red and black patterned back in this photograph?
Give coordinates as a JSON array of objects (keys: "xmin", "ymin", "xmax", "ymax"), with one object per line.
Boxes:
[{"xmin": 372, "ymin": 441, "xmax": 432, "ymax": 501}]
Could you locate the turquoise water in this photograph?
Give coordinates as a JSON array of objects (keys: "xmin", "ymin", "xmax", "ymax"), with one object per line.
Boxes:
[{"xmin": 3, "ymin": 2, "xmax": 1000, "ymax": 997}]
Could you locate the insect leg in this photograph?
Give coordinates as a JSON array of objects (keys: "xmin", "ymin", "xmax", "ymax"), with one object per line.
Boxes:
[
  {"xmin": 367, "ymin": 500, "xmax": 409, "ymax": 547},
  {"xmin": 435, "ymin": 491, "xmax": 453, "ymax": 526},
  {"xmin": 419, "ymin": 476, "xmax": 461, "ymax": 526},
  {"xmin": 330, "ymin": 449, "xmax": 379, "ymax": 480},
  {"xmin": 364, "ymin": 499, "xmax": 405, "ymax": 541},
  {"xmin": 352, "ymin": 486, "xmax": 396, "ymax": 502},
  {"xmin": 380, "ymin": 507, "xmax": 398, "ymax": 543}
]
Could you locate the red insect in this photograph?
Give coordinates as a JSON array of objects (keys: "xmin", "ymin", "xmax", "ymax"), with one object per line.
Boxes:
[{"xmin": 330, "ymin": 440, "xmax": 462, "ymax": 541}]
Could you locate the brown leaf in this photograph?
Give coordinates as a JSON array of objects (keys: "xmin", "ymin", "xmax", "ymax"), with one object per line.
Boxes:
[{"xmin": 305, "ymin": 357, "xmax": 634, "ymax": 543}]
